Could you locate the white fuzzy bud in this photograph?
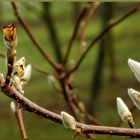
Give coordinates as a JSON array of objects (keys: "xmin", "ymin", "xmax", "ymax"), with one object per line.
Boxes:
[
  {"xmin": 116, "ymin": 97, "xmax": 134, "ymax": 128},
  {"xmin": 61, "ymin": 111, "xmax": 76, "ymax": 130},
  {"xmin": 128, "ymin": 58, "xmax": 140, "ymax": 82},
  {"xmin": 128, "ymin": 88, "xmax": 140, "ymax": 110},
  {"xmin": 78, "ymin": 102, "xmax": 86, "ymax": 112},
  {"xmin": 47, "ymin": 75, "xmax": 61, "ymax": 91},
  {"xmin": 10, "ymin": 101, "xmax": 16, "ymax": 113},
  {"xmin": 47, "ymin": 75, "xmax": 56, "ymax": 85},
  {"xmin": 14, "ymin": 57, "xmax": 25, "ymax": 67},
  {"xmin": 21, "ymin": 64, "xmax": 32, "ymax": 84},
  {"xmin": 13, "ymin": 57, "xmax": 25, "ymax": 78},
  {"xmin": 12, "ymin": 76, "xmax": 24, "ymax": 94},
  {"xmin": 82, "ymin": 41, "xmax": 87, "ymax": 48}
]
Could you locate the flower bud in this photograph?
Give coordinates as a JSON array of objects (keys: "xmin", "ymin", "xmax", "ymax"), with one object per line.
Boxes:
[
  {"xmin": 128, "ymin": 58, "xmax": 140, "ymax": 82},
  {"xmin": 13, "ymin": 57, "xmax": 25, "ymax": 78},
  {"xmin": 61, "ymin": 111, "xmax": 76, "ymax": 130},
  {"xmin": 128, "ymin": 88, "xmax": 140, "ymax": 110},
  {"xmin": 12, "ymin": 76, "xmax": 24, "ymax": 94},
  {"xmin": 47, "ymin": 75, "xmax": 56, "ymax": 85},
  {"xmin": 10, "ymin": 101, "xmax": 16, "ymax": 113},
  {"xmin": 78, "ymin": 102, "xmax": 86, "ymax": 112},
  {"xmin": 21, "ymin": 65, "xmax": 32, "ymax": 84},
  {"xmin": 47, "ymin": 75, "xmax": 61, "ymax": 91},
  {"xmin": 116, "ymin": 97, "xmax": 134, "ymax": 128},
  {"xmin": 3, "ymin": 23, "xmax": 17, "ymax": 48}
]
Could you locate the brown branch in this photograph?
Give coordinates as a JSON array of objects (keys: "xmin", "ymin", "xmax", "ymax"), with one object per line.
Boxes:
[
  {"xmin": 59, "ymin": 79, "xmax": 78, "ymax": 119},
  {"xmin": 78, "ymin": 2, "xmax": 98, "ymax": 59},
  {"xmin": 71, "ymin": 93, "xmax": 101, "ymax": 126},
  {"xmin": 5, "ymin": 48, "xmax": 16, "ymax": 85},
  {"xmin": 1, "ymin": 85, "xmax": 140, "ymax": 138},
  {"xmin": 63, "ymin": 3, "xmax": 89, "ymax": 65},
  {"xmin": 11, "ymin": 2, "xmax": 60, "ymax": 71},
  {"xmin": 31, "ymin": 63, "xmax": 58, "ymax": 79},
  {"xmin": 15, "ymin": 107, "xmax": 27, "ymax": 139},
  {"xmin": 66, "ymin": 4, "xmax": 140, "ymax": 77}
]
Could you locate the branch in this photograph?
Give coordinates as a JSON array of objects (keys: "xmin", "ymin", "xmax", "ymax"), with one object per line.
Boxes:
[
  {"xmin": 1, "ymin": 85, "xmax": 140, "ymax": 138},
  {"xmin": 78, "ymin": 2, "xmax": 99, "ymax": 59},
  {"xmin": 31, "ymin": 63, "xmax": 58, "ymax": 78},
  {"xmin": 71, "ymin": 93, "xmax": 101, "ymax": 126},
  {"xmin": 59, "ymin": 79, "xmax": 78, "ymax": 119},
  {"xmin": 66, "ymin": 4, "xmax": 140, "ymax": 77},
  {"xmin": 15, "ymin": 107, "xmax": 27, "ymax": 139},
  {"xmin": 63, "ymin": 3, "xmax": 89, "ymax": 65},
  {"xmin": 11, "ymin": 2, "xmax": 60, "ymax": 71}
]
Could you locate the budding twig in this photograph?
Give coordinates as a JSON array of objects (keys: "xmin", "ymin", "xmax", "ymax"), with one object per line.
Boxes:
[
  {"xmin": 11, "ymin": 2, "xmax": 60, "ymax": 71},
  {"xmin": 78, "ymin": 2, "xmax": 99, "ymax": 59},
  {"xmin": 15, "ymin": 107, "xmax": 27, "ymax": 139},
  {"xmin": 3, "ymin": 23, "xmax": 27, "ymax": 139},
  {"xmin": 1, "ymin": 85, "xmax": 140, "ymax": 138},
  {"xmin": 71, "ymin": 93, "xmax": 101, "ymax": 126},
  {"xmin": 3, "ymin": 23, "xmax": 17, "ymax": 85}
]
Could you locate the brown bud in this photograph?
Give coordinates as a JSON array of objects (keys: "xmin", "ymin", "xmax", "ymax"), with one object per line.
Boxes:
[{"xmin": 3, "ymin": 23, "xmax": 17, "ymax": 47}]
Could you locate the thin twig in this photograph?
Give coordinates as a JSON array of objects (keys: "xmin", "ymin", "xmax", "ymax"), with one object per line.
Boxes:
[
  {"xmin": 15, "ymin": 107, "xmax": 27, "ymax": 139},
  {"xmin": 31, "ymin": 63, "xmax": 58, "ymax": 79},
  {"xmin": 78, "ymin": 2, "xmax": 99, "ymax": 59},
  {"xmin": 66, "ymin": 4, "xmax": 140, "ymax": 78},
  {"xmin": 63, "ymin": 3, "xmax": 89, "ymax": 65},
  {"xmin": 1, "ymin": 85, "xmax": 140, "ymax": 138},
  {"xmin": 71, "ymin": 93, "xmax": 101, "ymax": 126},
  {"xmin": 3, "ymin": 22, "xmax": 27, "ymax": 139},
  {"xmin": 59, "ymin": 79, "xmax": 78, "ymax": 119},
  {"xmin": 11, "ymin": 2, "xmax": 60, "ymax": 71}
]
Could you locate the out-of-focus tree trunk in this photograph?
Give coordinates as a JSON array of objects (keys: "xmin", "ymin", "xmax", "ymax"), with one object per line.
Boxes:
[
  {"xmin": 42, "ymin": 3, "xmax": 63, "ymax": 63},
  {"xmin": 107, "ymin": 4, "xmax": 116, "ymax": 82},
  {"xmin": 88, "ymin": 3, "xmax": 115, "ymax": 115}
]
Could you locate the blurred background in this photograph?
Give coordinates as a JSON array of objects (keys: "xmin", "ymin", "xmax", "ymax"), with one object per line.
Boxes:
[{"xmin": 0, "ymin": 2, "xmax": 140, "ymax": 139}]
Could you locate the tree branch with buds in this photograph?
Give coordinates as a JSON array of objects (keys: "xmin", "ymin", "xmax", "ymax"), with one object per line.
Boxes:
[
  {"xmin": 1, "ymin": 2, "xmax": 140, "ymax": 139},
  {"xmin": 11, "ymin": 2, "xmax": 61, "ymax": 71},
  {"xmin": 3, "ymin": 23, "xmax": 27, "ymax": 139},
  {"xmin": 1, "ymin": 83, "xmax": 140, "ymax": 138}
]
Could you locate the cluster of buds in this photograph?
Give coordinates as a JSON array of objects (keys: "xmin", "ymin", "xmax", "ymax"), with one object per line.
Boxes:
[
  {"xmin": 3, "ymin": 23, "xmax": 32, "ymax": 94},
  {"xmin": 116, "ymin": 58, "xmax": 140, "ymax": 128},
  {"xmin": 11, "ymin": 57, "xmax": 32, "ymax": 94}
]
